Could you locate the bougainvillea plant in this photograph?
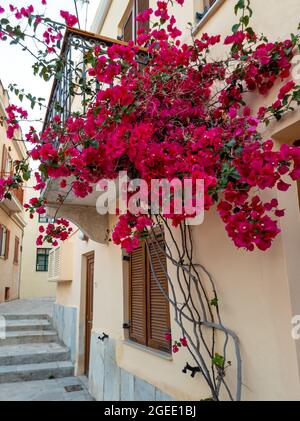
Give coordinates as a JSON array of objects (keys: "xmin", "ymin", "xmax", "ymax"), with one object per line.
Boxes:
[
  {"xmin": 1, "ymin": 0, "xmax": 300, "ymax": 253},
  {"xmin": 1, "ymin": 0, "xmax": 300, "ymax": 401}
]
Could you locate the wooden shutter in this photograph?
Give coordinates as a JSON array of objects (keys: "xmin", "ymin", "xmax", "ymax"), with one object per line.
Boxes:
[
  {"xmin": 123, "ymin": 11, "xmax": 133, "ymax": 42},
  {"xmin": 14, "ymin": 236, "xmax": 19, "ymax": 264},
  {"xmin": 205, "ymin": 0, "xmax": 216, "ymax": 8},
  {"xmin": 4, "ymin": 229, "xmax": 10, "ymax": 260},
  {"xmin": 147, "ymin": 238, "xmax": 171, "ymax": 352},
  {"xmin": 138, "ymin": 0, "xmax": 149, "ymax": 33},
  {"xmin": 129, "ymin": 243, "xmax": 147, "ymax": 345},
  {"xmin": 1, "ymin": 145, "xmax": 8, "ymax": 177}
]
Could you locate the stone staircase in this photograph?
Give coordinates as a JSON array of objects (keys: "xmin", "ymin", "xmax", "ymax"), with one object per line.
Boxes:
[{"xmin": 0, "ymin": 314, "xmax": 74, "ymax": 383}]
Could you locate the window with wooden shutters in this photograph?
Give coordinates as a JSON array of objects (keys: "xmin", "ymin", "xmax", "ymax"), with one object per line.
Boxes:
[
  {"xmin": 0, "ymin": 226, "xmax": 9, "ymax": 259},
  {"xmin": 122, "ymin": 0, "xmax": 149, "ymax": 42},
  {"xmin": 123, "ymin": 11, "xmax": 133, "ymax": 42},
  {"xmin": 1, "ymin": 145, "xmax": 8, "ymax": 177},
  {"xmin": 128, "ymin": 236, "xmax": 171, "ymax": 353},
  {"xmin": 14, "ymin": 236, "xmax": 20, "ymax": 264},
  {"xmin": 129, "ymin": 243, "xmax": 147, "ymax": 344},
  {"xmin": 137, "ymin": 0, "xmax": 149, "ymax": 33}
]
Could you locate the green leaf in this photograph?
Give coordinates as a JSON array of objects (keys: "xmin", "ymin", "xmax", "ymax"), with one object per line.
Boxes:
[
  {"xmin": 232, "ymin": 23, "xmax": 240, "ymax": 34},
  {"xmin": 213, "ymin": 353, "xmax": 225, "ymax": 368},
  {"xmin": 210, "ymin": 298, "xmax": 219, "ymax": 307}
]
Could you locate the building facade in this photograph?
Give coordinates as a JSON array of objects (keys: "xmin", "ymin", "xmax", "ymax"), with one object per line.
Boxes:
[
  {"xmin": 0, "ymin": 81, "xmax": 27, "ymax": 303},
  {"xmin": 45, "ymin": 0, "xmax": 300, "ymax": 401},
  {"xmin": 19, "ymin": 176, "xmax": 56, "ymax": 300}
]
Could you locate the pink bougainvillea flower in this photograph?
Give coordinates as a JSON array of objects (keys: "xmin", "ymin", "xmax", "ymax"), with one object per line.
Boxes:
[
  {"xmin": 60, "ymin": 10, "xmax": 78, "ymax": 27},
  {"xmin": 180, "ymin": 337, "xmax": 188, "ymax": 347},
  {"xmin": 172, "ymin": 344, "xmax": 179, "ymax": 354},
  {"xmin": 165, "ymin": 333, "xmax": 172, "ymax": 342}
]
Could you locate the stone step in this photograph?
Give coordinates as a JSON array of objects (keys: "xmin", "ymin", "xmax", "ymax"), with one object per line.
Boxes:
[
  {"xmin": 4, "ymin": 320, "xmax": 52, "ymax": 332},
  {"xmin": 0, "ymin": 361, "xmax": 74, "ymax": 383},
  {"xmin": 1, "ymin": 314, "xmax": 49, "ymax": 321},
  {"xmin": 0, "ymin": 343, "xmax": 70, "ymax": 366},
  {"xmin": 0, "ymin": 331, "xmax": 58, "ymax": 346}
]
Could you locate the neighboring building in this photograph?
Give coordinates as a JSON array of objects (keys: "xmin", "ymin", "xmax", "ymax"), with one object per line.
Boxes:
[
  {"xmin": 19, "ymin": 177, "xmax": 56, "ymax": 299},
  {"xmin": 43, "ymin": 0, "xmax": 300, "ymax": 401},
  {"xmin": 0, "ymin": 80, "xmax": 27, "ymax": 303}
]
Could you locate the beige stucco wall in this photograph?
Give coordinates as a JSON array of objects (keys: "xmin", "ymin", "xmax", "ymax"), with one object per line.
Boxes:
[
  {"xmin": 55, "ymin": 0, "xmax": 300, "ymax": 401},
  {"xmin": 0, "ymin": 207, "xmax": 24, "ymax": 302},
  {"xmin": 19, "ymin": 177, "xmax": 56, "ymax": 299},
  {"xmin": 0, "ymin": 80, "xmax": 27, "ymax": 303}
]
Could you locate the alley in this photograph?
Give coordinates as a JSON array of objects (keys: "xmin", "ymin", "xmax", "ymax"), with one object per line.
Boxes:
[{"xmin": 0, "ymin": 298, "xmax": 93, "ymax": 401}]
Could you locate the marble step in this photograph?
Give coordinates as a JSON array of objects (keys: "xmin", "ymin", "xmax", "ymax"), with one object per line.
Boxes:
[
  {"xmin": 0, "ymin": 343, "xmax": 70, "ymax": 366},
  {"xmin": 0, "ymin": 330, "xmax": 58, "ymax": 346},
  {"xmin": 0, "ymin": 361, "xmax": 74, "ymax": 383},
  {"xmin": 4, "ymin": 319, "xmax": 52, "ymax": 332},
  {"xmin": 1, "ymin": 314, "xmax": 49, "ymax": 321}
]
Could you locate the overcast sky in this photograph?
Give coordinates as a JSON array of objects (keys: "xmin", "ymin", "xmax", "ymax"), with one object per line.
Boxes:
[{"xmin": 0, "ymin": 0, "xmax": 99, "ymax": 133}]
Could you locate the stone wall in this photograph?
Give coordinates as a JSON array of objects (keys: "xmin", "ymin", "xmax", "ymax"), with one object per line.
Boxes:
[
  {"xmin": 52, "ymin": 303, "xmax": 77, "ymax": 362},
  {"xmin": 89, "ymin": 332, "xmax": 175, "ymax": 401}
]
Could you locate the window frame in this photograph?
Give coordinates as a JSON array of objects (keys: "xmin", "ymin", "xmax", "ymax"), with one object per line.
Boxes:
[
  {"xmin": 38, "ymin": 215, "xmax": 55, "ymax": 224},
  {"xmin": 36, "ymin": 248, "xmax": 51, "ymax": 272},
  {"xmin": 13, "ymin": 236, "xmax": 20, "ymax": 265},
  {"xmin": 121, "ymin": 0, "xmax": 149, "ymax": 43},
  {"xmin": 127, "ymin": 234, "xmax": 171, "ymax": 354},
  {"xmin": 0, "ymin": 225, "xmax": 9, "ymax": 259}
]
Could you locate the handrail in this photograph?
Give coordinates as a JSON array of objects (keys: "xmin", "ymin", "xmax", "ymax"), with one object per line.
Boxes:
[{"xmin": 43, "ymin": 27, "xmax": 149, "ymax": 130}]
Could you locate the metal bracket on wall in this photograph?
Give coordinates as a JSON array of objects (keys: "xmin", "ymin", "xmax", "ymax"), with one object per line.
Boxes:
[
  {"xmin": 182, "ymin": 362, "xmax": 201, "ymax": 378},
  {"xmin": 98, "ymin": 333, "xmax": 109, "ymax": 342}
]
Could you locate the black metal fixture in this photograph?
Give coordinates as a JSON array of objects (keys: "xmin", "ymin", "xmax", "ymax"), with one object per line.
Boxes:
[
  {"xmin": 195, "ymin": 7, "xmax": 208, "ymax": 22},
  {"xmin": 123, "ymin": 322, "xmax": 131, "ymax": 330},
  {"xmin": 123, "ymin": 255, "xmax": 130, "ymax": 262},
  {"xmin": 98, "ymin": 333, "xmax": 109, "ymax": 342},
  {"xmin": 182, "ymin": 363, "xmax": 201, "ymax": 378}
]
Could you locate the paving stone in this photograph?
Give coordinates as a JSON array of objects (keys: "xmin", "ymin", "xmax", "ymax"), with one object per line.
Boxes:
[{"xmin": 0, "ymin": 377, "xmax": 93, "ymax": 401}]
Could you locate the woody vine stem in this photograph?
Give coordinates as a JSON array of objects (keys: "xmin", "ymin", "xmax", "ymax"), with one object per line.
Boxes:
[{"xmin": 144, "ymin": 218, "xmax": 241, "ymax": 402}]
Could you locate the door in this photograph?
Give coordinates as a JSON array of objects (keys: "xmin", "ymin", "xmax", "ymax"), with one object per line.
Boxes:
[{"xmin": 85, "ymin": 253, "xmax": 94, "ymax": 375}]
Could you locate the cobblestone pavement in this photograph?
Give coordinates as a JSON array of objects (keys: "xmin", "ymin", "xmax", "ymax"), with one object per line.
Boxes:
[{"xmin": 0, "ymin": 376, "xmax": 94, "ymax": 401}]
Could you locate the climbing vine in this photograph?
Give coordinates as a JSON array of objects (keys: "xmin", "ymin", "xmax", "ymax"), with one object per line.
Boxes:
[{"xmin": 0, "ymin": 0, "xmax": 300, "ymax": 400}]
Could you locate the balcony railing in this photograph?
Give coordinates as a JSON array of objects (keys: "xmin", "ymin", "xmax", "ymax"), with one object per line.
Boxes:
[
  {"xmin": 12, "ymin": 187, "xmax": 24, "ymax": 206},
  {"xmin": 43, "ymin": 28, "xmax": 149, "ymax": 130},
  {"xmin": 0, "ymin": 171, "xmax": 24, "ymax": 207}
]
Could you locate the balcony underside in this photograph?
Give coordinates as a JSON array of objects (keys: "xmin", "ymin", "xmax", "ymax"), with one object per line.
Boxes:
[
  {"xmin": 44, "ymin": 178, "xmax": 108, "ymax": 244},
  {"xmin": 1, "ymin": 192, "xmax": 23, "ymax": 214}
]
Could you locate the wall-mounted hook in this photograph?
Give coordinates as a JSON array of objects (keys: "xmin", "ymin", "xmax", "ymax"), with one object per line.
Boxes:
[
  {"xmin": 98, "ymin": 333, "xmax": 109, "ymax": 342},
  {"xmin": 182, "ymin": 362, "xmax": 201, "ymax": 378}
]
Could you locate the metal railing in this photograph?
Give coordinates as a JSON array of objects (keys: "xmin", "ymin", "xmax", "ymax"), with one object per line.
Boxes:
[{"xmin": 43, "ymin": 28, "xmax": 149, "ymax": 130}]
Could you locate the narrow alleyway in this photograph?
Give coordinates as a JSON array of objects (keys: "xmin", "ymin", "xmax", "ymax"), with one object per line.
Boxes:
[{"xmin": 0, "ymin": 298, "xmax": 93, "ymax": 401}]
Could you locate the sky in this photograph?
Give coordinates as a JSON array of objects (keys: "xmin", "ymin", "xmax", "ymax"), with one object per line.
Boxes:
[{"xmin": 0, "ymin": 0, "xmax": 99, "ymax": 134}]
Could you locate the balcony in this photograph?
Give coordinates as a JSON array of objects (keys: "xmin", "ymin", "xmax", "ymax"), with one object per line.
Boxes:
[
  {"xmin": 43, "ymin": 28, "xmax": 149, "ymax": 129},
  {"xmin": 0, "ymin": 171, "xmax": 24, "ymax": 214},
  {"xmin": 43, "ymin": 28, "xmax": 149, "ymax": 243},
  {"xmin": 1, "ymin": 189, "xmax": 24, "ymax": 213}
]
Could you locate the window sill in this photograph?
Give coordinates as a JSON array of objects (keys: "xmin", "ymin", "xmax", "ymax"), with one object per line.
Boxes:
[
  {"xmin": 193, "ymin": 0, "xmax": 225, "ymax": 37},
  {"xmin": 122, "ymin": 340, "xmax": 173, "ymax": 361}
]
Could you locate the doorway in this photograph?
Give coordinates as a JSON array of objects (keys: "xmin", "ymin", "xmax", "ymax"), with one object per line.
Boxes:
[{"xmin": 85, "ymin": 253, "xmax": 94, "ymax": 375}]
